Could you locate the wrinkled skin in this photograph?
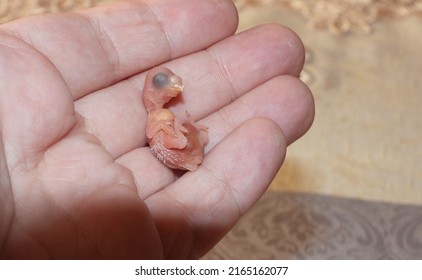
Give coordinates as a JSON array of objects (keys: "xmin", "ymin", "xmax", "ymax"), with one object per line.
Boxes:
[
  {"xmin": 143, "ymin": 67, "xmax": 208, "ymax": 171},
  {"xmin": 0, "ymin": 0, "xmax": 314, "ymax": 259}
]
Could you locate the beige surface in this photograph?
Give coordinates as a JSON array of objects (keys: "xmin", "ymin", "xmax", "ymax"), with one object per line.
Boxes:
[
  {"xmin": 235, "ymin": 5, "xmax": 422, "ymax": 204},
  {"xmin": 1, "ymin": 0, "xmax": 421, "ymax": 204}
]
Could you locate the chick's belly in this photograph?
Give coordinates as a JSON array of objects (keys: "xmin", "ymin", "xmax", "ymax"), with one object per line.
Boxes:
[
  {"xmin": 150, "ymin": 139, "xmax": 180, "ymax": 169},
  {"xmin": 149, "ymin": 135, "xmax": 201, "ymax": 171}
]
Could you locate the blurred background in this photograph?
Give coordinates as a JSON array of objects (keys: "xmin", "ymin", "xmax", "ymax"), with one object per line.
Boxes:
[{"xmin": 3, "ymin": 0, "xmax": 421, "ymax": 259}]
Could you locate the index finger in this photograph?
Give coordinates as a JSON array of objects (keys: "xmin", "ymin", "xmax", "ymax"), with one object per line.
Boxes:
[{"xmin": 0, "ymin": 0, "xmax": 238, "ymax": 99}]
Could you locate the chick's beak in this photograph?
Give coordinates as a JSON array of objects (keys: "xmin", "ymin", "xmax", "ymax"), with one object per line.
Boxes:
[
  {"xmin": 167, "ymin": 74, "xmax": 183, "ymax": 96},
  {"xmin": 169, "ymin": 84, "xmax": 184, "ymax": 96}
]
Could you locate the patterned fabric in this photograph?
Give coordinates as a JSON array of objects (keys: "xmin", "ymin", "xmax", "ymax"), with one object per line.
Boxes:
[
  {"xmin": 204, "ymin": 192, "xmax": 422, "ymax": 259},
  {"xmin": 234, "ymin": 0, "xmax": 422, "ymax": 34},
  {"xmin": 0, "ymin": 0, "xmax": 112, "ymax": 24}
]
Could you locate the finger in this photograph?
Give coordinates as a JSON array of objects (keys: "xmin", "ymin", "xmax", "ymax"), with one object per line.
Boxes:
[
  {"xmin": 116, "ymin": 75, "xmax": 314, "ymax": 198},
  {"xmin": 145, "ymin": 23, "xmax": 306, "ymax": 120},
  {"xmin": 1, "ymin": 0, "xmax": 238, "ymax": 99},
  {"xmin": 203, "ymin": 75, "xmax": 315, "ymax": 149},
  {"xmin": 115, "ymin": 147, "xmax": 177, "ymax": 199},
  {"xmin": 145, "ymin": 118, "xmax": 287, "ymax": 258},
  {"xmin": 76, "ymin": 24, "xmax": 306, "ymax": 158}
]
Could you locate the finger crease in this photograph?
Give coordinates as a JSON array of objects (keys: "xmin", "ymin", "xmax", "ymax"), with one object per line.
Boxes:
[
  {"xmin": 81, "ymin": 13, "xmax": 121, "ymax": 80},
  {"xmin": 142, "ymin": 2, "xmax": 174, "ymax": 61},
  {"xmin": 206, "ymin": 48, "xmax": 239, "ymax": 104}
]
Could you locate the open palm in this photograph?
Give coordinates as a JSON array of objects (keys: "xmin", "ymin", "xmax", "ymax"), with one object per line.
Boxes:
[{"xmin": 0, "ymin": 0, "xmax": 314, "ymax": 259}]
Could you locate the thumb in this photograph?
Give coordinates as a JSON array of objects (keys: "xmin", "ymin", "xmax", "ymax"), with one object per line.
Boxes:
[{"xmin": 0, "ymin": 33, "xmax": 77, "ymax": 168}]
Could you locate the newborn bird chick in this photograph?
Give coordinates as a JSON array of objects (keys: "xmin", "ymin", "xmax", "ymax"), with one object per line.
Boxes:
[{"xmin": 142, "ymin": 67, "xmax": 208, "ymax": 171}]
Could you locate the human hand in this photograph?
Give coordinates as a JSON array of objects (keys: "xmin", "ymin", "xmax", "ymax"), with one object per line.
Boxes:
[{"xmin": 0, "ymin": 0, "xmax": 314, "ymax": 259}]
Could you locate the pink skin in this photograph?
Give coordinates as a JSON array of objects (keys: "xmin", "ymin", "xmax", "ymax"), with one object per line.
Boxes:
[{"xmin": 142, "ymin": 67, "xmax": 208, "ymax": 171}]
